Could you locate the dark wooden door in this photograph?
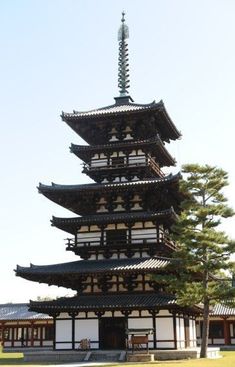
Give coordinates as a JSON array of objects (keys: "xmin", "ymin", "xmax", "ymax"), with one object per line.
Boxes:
[{"xmin": 99, "ymin": 317, "xmax": 126, "ymax": 349}]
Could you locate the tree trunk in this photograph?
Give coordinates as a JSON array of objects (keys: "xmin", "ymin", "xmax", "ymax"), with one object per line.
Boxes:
[{"xmin": 200, "ymin": 297, "xmax": 210, "ymax": 358}]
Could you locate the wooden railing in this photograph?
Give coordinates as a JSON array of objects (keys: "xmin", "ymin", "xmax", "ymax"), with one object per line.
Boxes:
[
  {"xmin": 82, "ymin": 155, "xmax": 165, "ymax": 178},
  {"xmin": 65, "ymin": 231, "xmax": 176, "ymax": 251}
]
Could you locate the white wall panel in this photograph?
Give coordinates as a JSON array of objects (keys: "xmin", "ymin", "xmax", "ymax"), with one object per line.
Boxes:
[
  {"xmin": 75, "ymin": 319, "xmax": 98, "ymax": 342},
  {"xmin": 176, "ymin": 317, "xmax": 185, "ymax": 349},
  {"xmin": 158, "ymin": 310, "xmax": 171, "ymax": 316},
  {"xmin": 189, "ymin": 319, "xmax": 197, "ymax": 347},
  {"xmin": 156, "ymin": 317, "xmax": 174, "ymax": 340},
  {"xmin": 128, "ymin": 317, "xmax": 153, "ymax": 341},
  {"xmin": 212, "ymin": 338, "xmax": 225, "ymax": 344},
  {"xmin": 57, "ymin": 312, "xmax": 68, "ymax": 319},
  {"xmin": 56, "ymin": 320, "xmax": 72, "ymax": 342}
]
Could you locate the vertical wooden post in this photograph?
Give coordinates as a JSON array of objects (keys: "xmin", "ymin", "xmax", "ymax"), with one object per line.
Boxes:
[
  {"xmin": 53, "ymin": 315, "xmax": 56, "ymax": 350},
  {"xmin": 173, "ymin": 313, "xmax": 177, "ymax": 349},
  {"xmin": 223, "ymin": 318, "xmax": 230, "ymax": 345},
  {"xmin": 30, "ymin": 321, "xmax": 34, "ymax": 347},
  {"xmin": 152, "ymin": 311, "xmax": 156, "ymax": 349}
]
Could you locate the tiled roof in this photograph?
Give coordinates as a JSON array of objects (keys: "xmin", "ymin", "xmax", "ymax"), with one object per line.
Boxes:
[
  {"xmin": 70, "ymin": 136, "xmax": 176, "ymax": 166},
  {"xmin": 30, "ymin": 292, "xmax": 177, "ymax": 313},
  {"xmin": 210, "ymin": 303, "xmax": 235, "ymax": 316},
  {"xmin": 38, "ymin": 173, "xmax": 182, "ymax": 217},
  {"xmin": 38, "ymin": 173, "xmax": 181, "ymax": 194},
  {"xmin": 0, "ymin": 303, "xmax": 52, "ymax": 320},
  {"xmin": 61, "ymin": 99, "xmax": 181, "ymax": 145},
  {"xmin": 71, "ymin": 137, "xmax": 161, "ymax": 152},
  {"xmin": 52, "ymin": 208, "xmax": 177, "ymax": 233},
  {"xmin": 16, "ymin": 256, "xmax": 172, "ymax": 276},
  {"xmin": 62, "ymin": 101, "xmax": 161, "ymax": 119}
]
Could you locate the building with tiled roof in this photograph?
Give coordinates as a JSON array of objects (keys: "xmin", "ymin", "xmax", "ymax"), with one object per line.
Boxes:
[
  {"xmin": 1, "ymin": 301, "xmax": 235, "ymax": 349},
  {"xmin": 15, "ymin": 13, "xmax": 200, "ymax": 351},
  {"xmin": 196, "ymin": 302, "xmax": 235, "ymax": 346},
  {"xmin": 0, "ymin": 303, "xmax": 53, "ymax": 348}
]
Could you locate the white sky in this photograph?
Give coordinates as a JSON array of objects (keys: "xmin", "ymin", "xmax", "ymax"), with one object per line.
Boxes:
[{"xmin": 1, "ymin": 0, "xmax": 235, "ymax": 303}]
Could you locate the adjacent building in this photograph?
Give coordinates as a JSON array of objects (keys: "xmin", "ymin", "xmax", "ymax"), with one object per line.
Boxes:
[{"xmin": 0, "ymin": 303, "xmax": 53, "ymax": 348}]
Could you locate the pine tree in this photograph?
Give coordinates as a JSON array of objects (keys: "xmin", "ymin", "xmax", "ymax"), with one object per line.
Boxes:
[{"xmin": 169, "ymin": 164, "xmax": 235, "ymax": 358}]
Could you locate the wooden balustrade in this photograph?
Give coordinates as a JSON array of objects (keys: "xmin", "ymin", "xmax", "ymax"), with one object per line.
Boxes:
[
  {"xmin": 65, "ymin": 231, "xmax": 176, "ymax": 251},
  {"xmin": 82, "ymin": 154, "xmax": 165, "ymax": 178}
]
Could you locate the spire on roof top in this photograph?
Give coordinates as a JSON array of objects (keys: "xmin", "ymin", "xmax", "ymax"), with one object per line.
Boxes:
[{"xmin": 118, "ymin": 12, "xmax": 130, "ymax": 98}]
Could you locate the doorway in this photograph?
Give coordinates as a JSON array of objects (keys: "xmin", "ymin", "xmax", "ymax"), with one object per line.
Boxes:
[{"xmin": 99, "ymin": 317, "xmax": 126, "ymax": 349}]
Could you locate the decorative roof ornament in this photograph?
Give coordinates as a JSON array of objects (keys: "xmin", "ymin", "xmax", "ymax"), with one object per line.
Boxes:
[{"xmin": 118, "ymin": 12, "xmax": 130, "ymax": 98}]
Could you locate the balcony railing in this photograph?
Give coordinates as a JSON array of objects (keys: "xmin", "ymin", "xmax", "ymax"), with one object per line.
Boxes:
[
  {"xmin": 82, "ymin": 155, "xmax": 165, "ymax": 178},
  {"xmin": 65, "ymin": 231, "xmax": 176, "ymax": 252}
]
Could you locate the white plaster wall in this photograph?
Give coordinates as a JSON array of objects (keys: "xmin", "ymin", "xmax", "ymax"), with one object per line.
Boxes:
[
  {"xmin": 158, "ymin": 310, "xmax": 171, "ymax": 316},
  {"xmin": 129, "ymin": 155, "xmax": 146, "ymax": 165},
  {"xmin": 75, "ymin": 319, "xmax": 99, "ymax": 349},
  {"xmin": 176, "ymin": 317, "xmax": 185, "ymax": 349},
  {"xmin": 156, "ymin": 317, "xmax": 174, "ymax": 348},
  {"xmin": 140, "ymin": 310, "xmax": 151, "ymax": 317},
  {"xmin": 4, "ymin": 342, "xmax": 11, "ymax": 347},
  {"xmin": 132, "ymin": 228, "xmax": 156, "ymax": 243},
  {"xmin": 128, "ymin": 317, "xmax": 153, "ymax": 347},
  {"xmin": 56, "ymin": 342, "xmax": 72, "ymax": 349},
  {"xmin": 189, "ymin": 319, "xmax": 197, "ymax": 347},
  {"xmin": 87, "ymin": 312, "xmax": 96, "ymax": 318},
  {"xmin": 113, "ymin": 311, "xmax": 124, "ymax": 317},
  {"xmin": 57, "ymin": 312, "xmax": 68, "ymax": 319},
  {"xmin": 91, "ymin": 158, "xmax": 107, "ymax": 167},
  {"xmin": 196, "ymin": 322, "xmax": 201, "ymax": 338},
  {"xmin": 13, "ymin": 341, "xmax": 21, "ymax": 347},
  {"xmin": 77, "ymin": 231, "xmax": 101, "ymax": 245},
  {"xmin": 211, "ymin": 338, "xmax": 225, "ymax": 344},
  {"xmin": 56, "ymin": 319, "xmax": 72, "ymax": 342}
]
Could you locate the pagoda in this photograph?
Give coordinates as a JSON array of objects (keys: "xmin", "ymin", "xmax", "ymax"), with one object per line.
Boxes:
[{"xmin": 16, "ymin": 13, "xmax": 199, "ymax": 350}]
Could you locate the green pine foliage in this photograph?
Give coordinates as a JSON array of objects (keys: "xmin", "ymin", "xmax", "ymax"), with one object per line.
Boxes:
[{"xmin": 166, "ymin": 164, "xmax": 235, "ymax": 357}]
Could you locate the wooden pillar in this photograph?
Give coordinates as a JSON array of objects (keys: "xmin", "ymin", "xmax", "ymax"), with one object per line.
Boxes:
[
  {"xmin": 107, "ymin": 153, "xmax": 111, "ymax": 166},
  {"xmin": 69, "ymin": 312, "xmax": 78, "ymax": 350},
  {"xmin": 223, "ymin": 318, "xmax": 230, "ymax": 345},
  {"xmin": 149, "ymin": 309, "xmax": 157, "ymax": 349},
  {"xmin": 1, "ymin": 322, "xmax": 5, "ymax": 348},
  {"xmin": 100, "ymin": 225, "xmax": 105, "ymax": 246},
  {"xmin": 53, "ymin": 315, "xmax": 57, "ymax": 350},
  {"xmin": 173, "ymin": 313, "xmax": 177, "ymax": 349},
  {"xmin": 95, "ymin": 311, "xmax": 105, "ymax": 349},
  {"xmin": 121, "ymin": 310, "xmax": 131, "ymax": 350},
  {"xmin": 156, "ymin": 223, "xmax": 159, "ymax": 243},
  {"xmin": 30, "ymin": 321, "xmax": 34, "ymax": 347}
]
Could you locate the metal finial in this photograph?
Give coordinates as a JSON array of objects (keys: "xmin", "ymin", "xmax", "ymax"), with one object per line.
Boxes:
[{"xmin": 118, "ymin": 12, "xmax": 130, "ymax": 96}]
